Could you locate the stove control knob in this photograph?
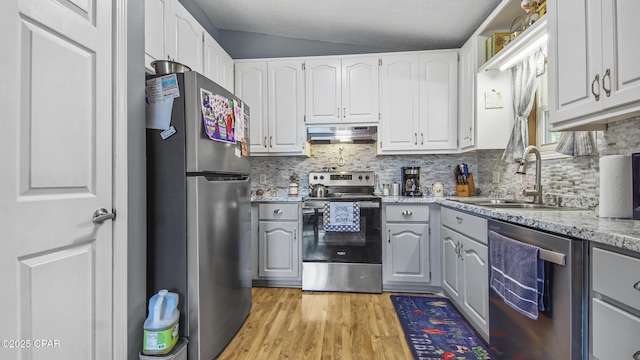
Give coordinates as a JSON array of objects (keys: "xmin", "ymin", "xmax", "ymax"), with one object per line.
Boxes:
[
  {"xmin": 313, "ymin": 176, "xmax": 318, "ymax": 180},
  {"xmin": 365, "ymin": 175, "xmax": 370, "ymax": 180},
  {"xmin": 320, "ymin": 175, "xmax": 324, "ymax": 180},
  {"xmin": 358, "ymin": 175, "xmax": 363, "ymax": 180}
]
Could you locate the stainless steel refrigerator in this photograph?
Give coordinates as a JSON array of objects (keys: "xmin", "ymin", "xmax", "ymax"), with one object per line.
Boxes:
[{"xmin": 146, "ymin": 72, "xmax": 251, "ymax": 360}]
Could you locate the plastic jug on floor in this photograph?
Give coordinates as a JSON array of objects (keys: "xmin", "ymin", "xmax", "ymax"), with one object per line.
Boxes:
[{"xmin": 143, "ymin": 289, "xmax": 180, "ymax": 355}]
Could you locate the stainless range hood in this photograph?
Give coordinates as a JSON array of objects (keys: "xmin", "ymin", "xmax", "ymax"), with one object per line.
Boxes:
[{"xmin": 306, "ymin": 126, "xmax": 377, "ymax": 144}]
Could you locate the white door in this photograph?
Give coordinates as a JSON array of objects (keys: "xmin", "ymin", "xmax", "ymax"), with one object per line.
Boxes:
[
  {"xmin": 235, "ymin": 61, "xmax": 268, "ymax": 154},
  {"xmin": 170, "ymin": 0, "xmax": 203, "ymax": 73},
  {"xmin": 0, "ymin": 0, "xmax": 114, "ymax": 359},
  {"xmin": 419, "ymin": 52, "xmax": 458, "ymax": 150},
  {"xmin": 268, "ymin": 60, "xmax": 305, "ymax": 154},
  {"xmin": 379, "ymin": 54, "xmax": 420, "ymax": 151},
  {"xmin": 601, "ymin": 0, "xmax": 640, "ymax": 109},
  {"xmin": 305, "ymin": 58, "xmax": 341, "ymax": 124},
  {"xmin": 342, "ymin": 56, "xmax": 379, "ymax": 123}
]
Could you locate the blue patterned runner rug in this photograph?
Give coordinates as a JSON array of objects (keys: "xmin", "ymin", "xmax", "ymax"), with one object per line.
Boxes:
[{"xmin": 390, "ymin": 295, "xmax": 493, "ymax": 360}]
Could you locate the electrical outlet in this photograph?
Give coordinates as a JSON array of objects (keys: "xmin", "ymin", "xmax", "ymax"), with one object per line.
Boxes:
[
  {"xmin": 492, "ymin": 171, "xmax": 500, "ymax": 184},
  {"xmin": 259, "ymin": 174, "xmax": 267, "ymax": 185}
]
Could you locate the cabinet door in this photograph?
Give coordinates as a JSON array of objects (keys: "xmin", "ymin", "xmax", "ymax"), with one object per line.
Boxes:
[
  {"xmin": 342, "ymin": 56, "xmax": 379, "ymax": 123},
  {"xmin": 459, "ymin": 235, "xmax": 489, "ymax": 338},
  {"xmin": 169, "ymin": 0, "xmax": 204, "ymax": 73},
  {"xmin": 458, "ymin": 40, "xmax": 475, "ymax": 149},
  {"xmin": 592, "ymin": 298, "xmax": 640, "ymax": 360},
  {"xmin": 419, "ymin": 52, "xmax": 458, "ymax": 150},
  {"xmin": 235, "ymin": 62, "xmax": 268, "ymax": 154},
  {"xmin": 144, "ymin": 0, "xmax": 171, "ymax": 73},
  {"xmin": 379, "ymin": 54, "xmax": 420, "ymax": 151},
  {"xmin": 548, "ymin": 0, "xmax": 603, "ymax": 125},
  {"xmin": 305, "ymin": 58, "xmax": 341, "ymax": 124},
  {"xmin": 441, "ymin": 227, "xmax": 460, "ymax": 302},
  {"xmin": 258, "ymin": 221, "xmax": 299, "ymax": 278},
  {"xmin": 220, "ymin": 50, "xmax": 234, "ymax": 93},
  {"xmin": 601, "ymin": 0, "xmax": 640, "ymax": 109},
  {"xmin": 268, "ymin": 60, "xmax": 305, "ymax": 153},
  {"xmin": 203, "ymin": 31, "xmax": 221, "ymax": 84},
  {"xmin": 385, "ymin": 223, "xmax": 430, "ymax": 283}
]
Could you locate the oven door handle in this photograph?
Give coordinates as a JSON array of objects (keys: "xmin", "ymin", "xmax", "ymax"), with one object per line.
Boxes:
[{"xmin": 303, "ymin": 201, "xmax": 380, "ymax": 209}]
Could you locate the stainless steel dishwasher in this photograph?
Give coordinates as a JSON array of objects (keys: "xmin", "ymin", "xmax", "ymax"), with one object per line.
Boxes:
[{"xmin": 488, "ymin": 219, "xmax": 586, "ymax": 360}]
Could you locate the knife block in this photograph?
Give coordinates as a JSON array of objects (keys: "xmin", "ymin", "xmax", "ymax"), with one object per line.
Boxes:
[{"xmin": 455, "ymin": 173, "xmax": 476, "ymax": 197}]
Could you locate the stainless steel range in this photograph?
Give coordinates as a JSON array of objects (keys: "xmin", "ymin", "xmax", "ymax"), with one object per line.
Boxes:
[{"xmin": 302, "ymin": 171, "xmax": 382, "ymax": 293}]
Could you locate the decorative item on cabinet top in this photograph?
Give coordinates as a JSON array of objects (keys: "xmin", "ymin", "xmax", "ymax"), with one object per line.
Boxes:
[{"xmin": 306, "ymin": 126, "xmax": 377, "ymax": 144}]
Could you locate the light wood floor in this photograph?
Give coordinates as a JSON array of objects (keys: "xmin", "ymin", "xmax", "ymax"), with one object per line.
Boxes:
[{"xmin": 217, "ymin": 287, "xmax": 415, "ymax": 360}]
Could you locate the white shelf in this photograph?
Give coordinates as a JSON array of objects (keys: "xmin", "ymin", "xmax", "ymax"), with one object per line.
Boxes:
[{"xmin": 478, "ymin": 17, "xmax": 547, "ymax": 72}]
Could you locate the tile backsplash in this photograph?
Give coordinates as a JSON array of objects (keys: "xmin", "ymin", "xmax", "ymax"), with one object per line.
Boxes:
[{"xmin": 251, "ymin": 116, "xmax": 640, "ymax": 207}]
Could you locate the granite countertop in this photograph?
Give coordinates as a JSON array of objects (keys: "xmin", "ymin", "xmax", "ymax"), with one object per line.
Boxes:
[{"xmin": 253, "ymin": 195, "xmax": 640, "ymax": 254}]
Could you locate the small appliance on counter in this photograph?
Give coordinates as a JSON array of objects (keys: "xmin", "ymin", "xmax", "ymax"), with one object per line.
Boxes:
[{"xmin": 401, "ymin": 167, "xmax": 422, "ymax": 196}]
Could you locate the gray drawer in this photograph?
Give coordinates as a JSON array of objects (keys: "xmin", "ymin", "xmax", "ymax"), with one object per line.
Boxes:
[
  {"xmin": 385, "ymin": 204, "xmax": 429, "ymax": 222},
  {"xmin": 592, "ymin": 298, "xmax": 640, "ymax": 360},
  {"xmin": 592, "ymin": 247, "xmax": 640, "ymax": 311},
  {"xmin": 441, "ymin": 207, "xmax": 488, "ymax": 245},
  {"xmin": 258, "ymin": 203, "xmax": 299, "ymax": 221}
]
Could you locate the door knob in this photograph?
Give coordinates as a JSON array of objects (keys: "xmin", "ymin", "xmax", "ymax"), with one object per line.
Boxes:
[{"xmin": 93, "ymin": 208, "xmax": 115, "ymax": 224}]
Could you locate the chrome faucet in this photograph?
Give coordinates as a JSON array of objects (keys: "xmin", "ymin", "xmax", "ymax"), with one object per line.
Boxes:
[{"xmin": 516, "ymin": 145, "xmax": 543, "ymax": 204}]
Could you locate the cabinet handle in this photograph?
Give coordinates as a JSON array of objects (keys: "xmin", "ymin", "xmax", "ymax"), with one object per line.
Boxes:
[
  {"xmin": 602, "ymin": 68, "xmax": 611, "ymax": 97},
  {"xmin": 634, "ymin": 280, "xmax": 640, "ymax": 291},
  {"xmin": 264, "ymin": 136, "xmax": 267, "ymax": 148},
  {"xmin": 633, "ymin": 350, "xmax": 640, "ymax": 360},
  {"xmin": 591, "ymin": 74, "xmax": 601, "ymax": 101},
  {"xmin": 294, "ymin": 228, "xmax": 297, "ymax": 240},
  {"xmin": 388, "ymin": 229, "xmax": 391, "ymax": 243},
  {"xmin": 421, "ymin": 133, "xmax": 424, "ymax": 145},
  {"xmin": 343, "ymin": 107, "xmax": 346, "ymax": 118},
  {"xmin": 459, "ymin": 242, "xmax": 464, "ymax": 260},
  {"xmin": 273, "ymin": 209, "xmax": 283, "ymax": 214},
  {"xmin": 455, "ymin": 242, "xmax": 460, "ymax": 257},
  {"xmin": 337, "ymin": 108, "xmax": 340, "ymax": 117},
  {"xmin": 270, "ymin": 136, "xmax": 273, "ymax": 148},
  {"xmin": 401, "ymin": 210, "xmax": 413, "ymax": 216},
  {"xmin": 456, "ymin": 216, "xmax": 463, "ymax": 224},
  {"xmin": 414, "ymin": 133, "xmax": 418, "ymax": 145}
]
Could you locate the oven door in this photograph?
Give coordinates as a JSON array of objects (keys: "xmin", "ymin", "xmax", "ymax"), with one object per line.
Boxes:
[{"xmin": 302, "ymin": 199, "xmax": 381, "ymax": 264}]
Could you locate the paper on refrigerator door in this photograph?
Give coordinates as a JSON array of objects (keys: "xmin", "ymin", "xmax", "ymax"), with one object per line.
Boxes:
[{"xmin": 146, "ymin": 74, "xmax": 180, "ymax": 103}]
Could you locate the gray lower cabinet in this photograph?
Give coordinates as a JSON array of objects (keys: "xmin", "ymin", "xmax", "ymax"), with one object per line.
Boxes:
[
  {"xmin": 253, "ymin": 202, "xmax": 302, "ymax": 287},
  {"xmin": 440, "ymin": 207, "xmax": 489, "ymax": 341},
  {"xmin": 383, "ymin": 204, "xmax": 440, "ymax": 292},
  {"xmin": 590, "ymin": 246, "xmax": 640, "ymax": 360}
]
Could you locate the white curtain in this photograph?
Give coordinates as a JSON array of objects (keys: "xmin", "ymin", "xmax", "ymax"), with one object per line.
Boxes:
[
  {"xmin": 555, "ymin": 131, "xmax": 593, "ymax": 156},
  {"xmin": 501, "ymin": 51, "xmax": 543, "ymax": 162}
]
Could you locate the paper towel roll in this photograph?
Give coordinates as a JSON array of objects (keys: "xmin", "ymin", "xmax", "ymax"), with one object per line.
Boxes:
[{"xmin": 599, "ymin": 155, "xmax": 632, "ymax": 218}]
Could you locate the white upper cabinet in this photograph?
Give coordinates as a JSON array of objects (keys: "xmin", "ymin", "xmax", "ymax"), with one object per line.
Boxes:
[
  {"xmin": 548, "ymin": 0, "xmax": 640, "ymax": 130},
  {"xmin": 305, "ymin": 56, "xmax": 379, "ymax": 124},
  {"xmin": 419, "ymin": 52, "xmax": 458, "ymax": 150},
  {"xmin": 203, "ymin": 32, "xmax": 234, "ymax": 92},
  {"xmin": 168, "ymin": 1, "xmax": 204, "ymax": 74},
  {"xmin": 458, "ymin": 38, "xmax": 475, "ymax": 150},
  {"xmin": 267, "ymin": 60, "xmax": 306, "ymax": 153},
  {"xmin": 235, "ymin": 60, "xmax": 307, "ymax": 156},
  {"xmin": 235, "ymin": 62, "xmax": 269, "ymax": 154},
  {"xmin": 144, "ymin": 0, "xmax": 171, "ymax": 72},
  {"xmin": 378, "ymin": 51, "xmax": 458, "ymax": 154},
  {"xmin": 379, "ymin": 53, "xmax": 420, "ymax": 151}
]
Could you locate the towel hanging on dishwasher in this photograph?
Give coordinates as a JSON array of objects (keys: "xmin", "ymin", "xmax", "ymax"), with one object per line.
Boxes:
[{"xmin": 489, "ymin": 230, "xmax": 548, "ymax": 320}]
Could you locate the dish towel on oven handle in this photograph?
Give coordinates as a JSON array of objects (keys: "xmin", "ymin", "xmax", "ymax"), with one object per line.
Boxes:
[
  {"xmin": 323, "ymin": 202, "xmax": 360, "ymax": 232},
  {"xmin": 489, "ymin": 230, "xmax": 546, "ymax": 320}
]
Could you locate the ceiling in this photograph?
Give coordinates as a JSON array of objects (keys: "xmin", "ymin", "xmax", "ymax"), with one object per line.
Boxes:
[{"xmin": 194, "ymin": 0, "xmax": 503, "ymax": 51}]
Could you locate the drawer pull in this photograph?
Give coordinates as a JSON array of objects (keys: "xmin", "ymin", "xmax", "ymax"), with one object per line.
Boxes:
[
  {"xmin": 634, "ymin": 351, "xmax": 640, "ymax": 360},
  {"xmin": 456, "ymin": 216, "xmax": 463, "ymax": 224},
  {"xmin": 273, "ymin": 209, "xmax": 283, "ymax": 214},
  {"xmin": 634, "ymin": 280, "xmax": 640, "ymax": 292},
  {"xmin": 402, "ymin": 210, "xmax": 413, "ymax": 216}
]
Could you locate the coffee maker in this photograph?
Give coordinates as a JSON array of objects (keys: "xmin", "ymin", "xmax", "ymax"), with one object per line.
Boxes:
[{"xmin": 402, "ymin": 167, "xmax": 422, "ymax": 196}]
